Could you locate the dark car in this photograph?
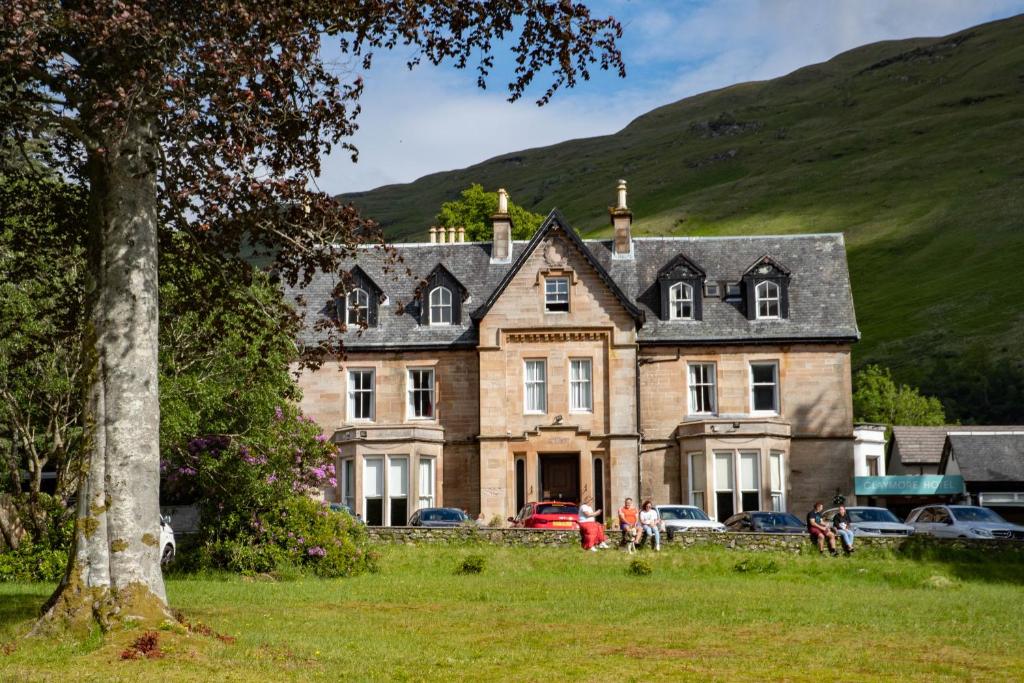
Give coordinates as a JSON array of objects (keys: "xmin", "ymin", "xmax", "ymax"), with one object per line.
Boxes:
[
  {"xmin": 508, "ymin": 501, "xmax": 580, "ymax": 530},
  {"xmin": 724, "ymin": 511, "xmax": 807, "ymax": 534},
  {"xmin": 408, "ymin": 507, "xmax": 470, "ymax": 527}
]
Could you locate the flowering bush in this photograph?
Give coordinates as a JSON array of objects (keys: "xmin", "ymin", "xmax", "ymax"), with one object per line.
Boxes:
[{"xmin": 163, "ymin": 405, "xmax": 375, "ymax": 577}]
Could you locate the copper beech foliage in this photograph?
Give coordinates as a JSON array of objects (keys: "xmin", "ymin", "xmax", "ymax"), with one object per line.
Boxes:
[{"xmin": 1, "ymin": 1, "xmax": 624, "ymax": 361}]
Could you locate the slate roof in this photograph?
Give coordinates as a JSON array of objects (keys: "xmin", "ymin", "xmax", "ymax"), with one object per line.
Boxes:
[
  {"xmin": 942, "ymin": 431, "xmax": 1024, "ymax": 482},
  {"xmin": 890, "ymin": 426, "xmax": 1024, "ymax": 466},
  {"xmin": 285, "ymin": 211, "xmax": 860, "ymax": 350}
]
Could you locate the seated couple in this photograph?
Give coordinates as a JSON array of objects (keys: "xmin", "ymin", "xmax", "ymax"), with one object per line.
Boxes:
[
  {"xmin": 807, "ymin": 501, "xmax": 855, "ymax": 556},
  {"xmin": 618, "ymin": 497, "xmax": 661, "ymax": 551}
]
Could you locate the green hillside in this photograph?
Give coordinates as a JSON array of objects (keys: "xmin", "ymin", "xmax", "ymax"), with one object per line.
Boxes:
[{"xmin": 341, "ymin": 15, "xmax": 1024, "ymax": 419}]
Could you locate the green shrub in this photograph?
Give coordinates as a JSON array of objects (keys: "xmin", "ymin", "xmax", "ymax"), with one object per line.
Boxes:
[
  {"xmin": 457, "ymin": 554, "xmax": 486, "ymax": 575},
  {"xmin": 733, "ymin": 557, "xmax": 779, "ymax": 575},
  {"xmin": 0, "ymin": 540, "xmax": 67, "ymax": 582},
  {"xmin": 627, "ymin": 558, "xmax": 653, "ymax": 576}
]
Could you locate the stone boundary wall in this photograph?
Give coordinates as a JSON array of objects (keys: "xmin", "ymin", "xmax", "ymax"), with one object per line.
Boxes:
[{"xmin": 366, "ymin": 526, "xmax": 1024, "ymax": 555}]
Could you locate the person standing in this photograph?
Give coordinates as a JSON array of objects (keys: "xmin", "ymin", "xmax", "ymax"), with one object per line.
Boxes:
[
  {"xmin": 832, "ymin": 505, "xmax": 855, "ymax": 555},
  {"xmin": 579, "ymin": 498, "xmax": 609, "ymax": 552},
  {"xmin": 807, "ymin": 501, "xmax": 838, "ymax": 556},
  {"xmin": 638, "ymin": 500, "xmax": 661, "ymax": 551}
]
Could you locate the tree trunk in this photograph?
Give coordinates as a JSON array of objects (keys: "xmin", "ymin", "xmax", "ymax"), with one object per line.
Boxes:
[{"xmin": 36, "ymin": 116, "xmax": 169, "ymax": 633}]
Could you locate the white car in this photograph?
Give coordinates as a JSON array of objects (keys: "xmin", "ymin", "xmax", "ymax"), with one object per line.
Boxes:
[
  {"xmin": 656, "ymin": 505, "xmax": 726, "ymax": 539},
  {"xmin": 905, "ymin": 505, "xmax": 1024, "ymax": 540},
  {"xmin": 823, "ymin": 506, "xmax": 914, "ymax": 537},
  {"xmin": 160, "ymin": 515, "xmax": 177, "ymax": 565}
]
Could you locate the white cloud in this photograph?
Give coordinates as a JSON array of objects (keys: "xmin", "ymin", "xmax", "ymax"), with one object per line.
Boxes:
[{"xmin": 317, "ymin": 0, "xmax": 1024, "ymax": 195}]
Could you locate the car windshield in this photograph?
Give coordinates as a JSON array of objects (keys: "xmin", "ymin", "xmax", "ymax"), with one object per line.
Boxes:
[
  {"xmin": 951, "ymin": 507, "xmax": 1006, "ymax": 523},
  {"xmin": 849, "ymin": 509, "xmax": 900, "ymax": 524},
  {"xmin": 421, "ymin": 509, "xmax": 465, "ymax": 522},
  {"xmin": 535, "ymin": 504, "xmax": 578, "ymax": 515},
  {"xmin": 659, "ymin": 507, "xmax": 709, "ymax": 521},
  {"xmin": 753, "ymin": 513, "xmax": 803, "ymax": 528}
]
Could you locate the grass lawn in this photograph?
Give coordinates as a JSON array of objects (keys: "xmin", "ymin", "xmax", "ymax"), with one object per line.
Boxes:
[{"xmin": 2, "ymin": 543, "xmax": 1024, "ymax": 681}]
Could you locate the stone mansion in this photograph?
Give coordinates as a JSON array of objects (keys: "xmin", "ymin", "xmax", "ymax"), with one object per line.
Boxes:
[{"xmin": 292, "ymin": 183, "xmax": 859, "ymax": 525}]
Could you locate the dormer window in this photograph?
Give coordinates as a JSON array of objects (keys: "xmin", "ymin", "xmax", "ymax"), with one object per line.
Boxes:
[
  {"xmin": 755, "ymin": 281, "xmax": 780, "ymax": 319},
  {"xmin": 429, "ymin": 286, "xmax": 452, "ymax": 325},
  {"xmin": 347, "ymin": 288, "xmax": 369, "ymax": 325},
  {"xmin": 545, "ymin": 277, "xmax": 569, "ymax": 312},
  {"xmin": 668, "ymin": 282, "xmax": 694, "ymax": 320}
]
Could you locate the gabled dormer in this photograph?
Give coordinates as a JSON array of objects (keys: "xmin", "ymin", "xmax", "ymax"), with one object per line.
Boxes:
[
  {"xmin": 741, "ymin": 255, "xmax": 791, "ymax": 321},
  {"xmin": 419, "ymin": 264, "xmax": 468, "ymax": 326},
  {"xmin": 657, "ymin": 253, "xmax": 706, "ymax": 321},
  {"xmin": 337, "ymin": 265, "xmax": 384, "ymax": 328}
]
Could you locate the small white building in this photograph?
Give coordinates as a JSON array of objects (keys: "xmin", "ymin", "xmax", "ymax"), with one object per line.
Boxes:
[{"xmin": 853, "ymin": 423, "xmax": 886, "ymax": 478}]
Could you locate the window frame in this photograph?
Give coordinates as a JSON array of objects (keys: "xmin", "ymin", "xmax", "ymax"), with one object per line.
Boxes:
[
  {"xmin": 769, "ymin": 451, "xmax": 785, "ymax": 512},
  {"xmin": 346, "ymin": 288, "xmax": 369, "ymax": 326},
  {"xmin": 406, "ymin": 367, "xmax": 436, "ymax": 420},
  {"xmin": 688, "ymin": 452, "xmax": 706, "ymax": 512},
  {"xmin": 387, "ymin": 455, "xmax": 409, "ymax": 527},
  {"xmin": 340, "ymin": 458, "xmax": 355, "ymax": 512},
  {"xmin": 418, "ymin": 456, "xmax": 435, "ymax": 510},
  {"xmin": 687, "ymin": 362, "xmax": 717, "ymax": 415},
  {"xmin": 755, "ymin": 280, "xmax": 781, "ymax": 319},
  {"xmin": 544, "ymin": 277, "xmax": 570, "ymax": 313},
  {"xmin": 569, "ymin": 358, "xmax": 593, "ymax": 413},
  {"xmin": 428, "ymin": 286, "xmax": 453, "ymax": 326},
  {"xmin": 738, "ymin": 450, "xmax": 761, "ymax": 513},
  {"xmin": 749, "ymin": 361, "xmax": 780, "ymax": 415},
  {"xmin": 363, "ymin": 456, "xmax": 385, "ymax": 526},
  {"xmin": 347, "ymin": 368, "xmax": 375, "ymax": 422},
  {"xmin": 523, "ymin": 359, "xmax": 547, "ymax": 414},
  {"xmin": 668, "ymin": 281, "xmax": 694, "ymax": 320},
  {"xmin": 713, "ymin": 451, "xmax": 735, "ymax": 522}
]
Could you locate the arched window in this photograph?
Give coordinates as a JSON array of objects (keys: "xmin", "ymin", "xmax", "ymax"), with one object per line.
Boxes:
[
  {"xmin": 429, "ymin": 286, "xmax": 452, "ymax": 325},
  {"xmin": 755, "ymin": 281, "xmax": 780, "ymax": 319},
  {"xmin": 347, "ymin": 288, "xmax": 369, "ymax": 325},
  {"xmin": 669, "ymin": 282, "xmax": 693, "ymax": 320}
]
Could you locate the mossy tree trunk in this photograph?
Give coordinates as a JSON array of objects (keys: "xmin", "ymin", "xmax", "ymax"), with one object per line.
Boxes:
[{"xmin": 37, "ymin": 115, "xmax": 169, "ymax": 633}]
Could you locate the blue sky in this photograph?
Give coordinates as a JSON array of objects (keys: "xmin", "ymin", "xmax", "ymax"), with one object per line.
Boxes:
[{"xmin": 318, "ymin": 1, "xmax": 1024, "ymax": 195}]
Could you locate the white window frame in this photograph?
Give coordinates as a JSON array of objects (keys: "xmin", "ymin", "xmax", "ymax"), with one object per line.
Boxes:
[
  {"xmin": 749, "ymin": 361, "xmax": 780, "ymax": 415},
  {"xmin": 687, "ymin": 362, "xmax": 717, "ymax": 415},
  {"xmin": 713, "ymin": 451, "xmax": 734, "ymax": 521},
  {"xmin": 340, "ymin": 458, "xmax": 355, "ymax": 512},
  {"xmin": 347, "ymin": 368, "xmax": 375, "ymax": 421},
  {"xmin": 347, "ymin": 288, "xmax": 369, "ymax": 325},
  {"xmin": 407, "ymin": 368, "xmax": 435, "ymax": 420},
  {"xmin": 429, "ymin": 286, "xmax": 452, "ymax": 325},
  {"xmin": 755, "ymin": 281, "xmax": 780, "ymax": 319},
  {"xmin": 544, "ymin": 277, "xmax": 569, "ymax": 312},
  {"xmin": 363, "ymin": 456, "xmax": 384, "ymax": 526},
  {"xmin": 668, "ymin": 282, "xmax": 694, "ymax": 320},
  {"xmin": 769, "ymin": 451, "xmax": 785, "ymax": 512},
  {"xmin": 524, "ymin": 359, "xmax": 547, "ymax": 414},
  {"xmin": 388, "ymin": 455, "xmax": 409, "ymax": 527},
  {"xmin": 569, "ymin": 358, "xmax": 592, "ymax": 413},
  {"xmin": 418, "ymin": 457, "xmax": 435, "ymax": 510},
  {"xmin": 738, "ymin": 451, "xmax": 761, "ymax": 513},
  {"xmin": 688, "ymin": 452, "xmax": 706, "ymax": 511}
]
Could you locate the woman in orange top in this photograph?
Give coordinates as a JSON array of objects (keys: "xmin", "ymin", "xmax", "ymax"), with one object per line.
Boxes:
[{"xmin": 617, "ymin": 497, "xmax": 642, "ymax": 545}]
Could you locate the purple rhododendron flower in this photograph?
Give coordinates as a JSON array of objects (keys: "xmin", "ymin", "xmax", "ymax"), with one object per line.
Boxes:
[
  {"xmin": 314, "ymin": 433, "xmax": 328, "ymax": 443},
  {"xmin": 274, "ymin": 406, "xmax": 284, "ymax": 421},
  {"xmin": 307, "ymin": 546, "xmax": 326, "ymax": 557},
  {"xmin": 266, "ymin": 474, "xmax": 278, "ymax": 484},
  {"xmin": 180, "ymin": 466, "xmax": 197, "ymax": 476}
]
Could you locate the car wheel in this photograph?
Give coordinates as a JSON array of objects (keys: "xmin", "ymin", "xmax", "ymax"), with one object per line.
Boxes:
[{"xmin": 161, "ymin": 544, "xmax": 175, "ymax": 566}]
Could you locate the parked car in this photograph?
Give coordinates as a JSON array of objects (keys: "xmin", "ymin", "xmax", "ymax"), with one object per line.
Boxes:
[
  {"xmin": 656, "ymin": 505, "xmax": 726, "ymax": 538},
  {"xmin": 159, "ymin": 515, "xmax": 176, "ymax": 565},
  {"xmin": 905, "ymin": 505, "xmax": 1024, "ymax": 540},
  {"xmin": 408, "ymin": 507, "xmax": 471, "ymax": 527},
  {"xmin": 508, "ymin": 502, "xmax": 580, "ymax": 530},
  {"xmin": 823, "ymin": 506, "xmax": 914, "ymax": 537},
  {"xmin": 724, "ymin": 511, "xmax": 807, "ymax": 534}
]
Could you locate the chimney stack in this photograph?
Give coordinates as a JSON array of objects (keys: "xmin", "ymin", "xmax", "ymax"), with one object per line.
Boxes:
[
  {"xmin": 429, "ymin": 227, "xmax": 437, "ymax": 243},
  {"xmin": 490, "ymin": 188, "xmax": 513, "ymax": 263},
  {"xmin": 609, "ymin": 179, "xmax": 633, "ymax": 259}
]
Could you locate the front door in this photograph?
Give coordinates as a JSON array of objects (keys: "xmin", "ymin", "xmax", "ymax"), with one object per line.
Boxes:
[{"xmin": 540, "ymin": 454, "xmax": 580, "ymax": 503}]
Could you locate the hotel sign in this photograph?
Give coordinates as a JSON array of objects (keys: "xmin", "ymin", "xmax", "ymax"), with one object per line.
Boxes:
[{"xmin": 855, "ymin": 475, "xmax": 965, "ymax": 496}]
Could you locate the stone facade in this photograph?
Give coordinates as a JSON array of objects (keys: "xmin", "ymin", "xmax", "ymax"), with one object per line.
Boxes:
[{"xmin": 291, "ymin": 186, "xmax": 860, "ymax": 527}]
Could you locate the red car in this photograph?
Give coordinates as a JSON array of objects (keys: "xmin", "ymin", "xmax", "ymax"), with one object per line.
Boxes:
[{"xmin": 508, "ymin": 501, "xmax": 580, "ymax": 530}]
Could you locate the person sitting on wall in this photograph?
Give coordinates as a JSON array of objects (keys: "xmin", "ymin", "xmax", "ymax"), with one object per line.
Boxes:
[
  {"xmin": 578, "ymin": 498, "xmax": 609, "ymax": 552},
  {"xmin": 617, "ymin": 497, "xmax": 642, "ymax": 547},
  {"xmin": 638, "ymin": 500, "xmax": 661, "ymax": 552},
  {"xmin": 807, "ymin": 501, "xmax": 838, "ymax": 557},
  {"xmin": 832, "ymin": 504, "xmax": 855, "ymax": 555}
]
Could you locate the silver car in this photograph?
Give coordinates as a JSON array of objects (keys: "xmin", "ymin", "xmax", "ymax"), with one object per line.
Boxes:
[
  {"xmin": 656, "ymin": 505, "xmax": 726, "ymax": 539},
  {"xmin": 823, "ymin": 506, "xmax": 914, "ymax": 537},
  {"xmin": 905, "ymin": 505, "xmax": 1024, "ymax": 540}
]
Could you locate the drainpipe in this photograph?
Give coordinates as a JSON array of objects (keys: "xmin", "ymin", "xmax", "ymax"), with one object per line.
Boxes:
[{"xmin": 635, "ymin": 351, "xmax": 643, "ymax": 501}]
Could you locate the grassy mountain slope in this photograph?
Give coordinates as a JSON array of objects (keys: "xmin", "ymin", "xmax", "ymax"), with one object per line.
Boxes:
[{"xmin": 340, "ymin": 15, "xmax": 1024, "ymax": 394}]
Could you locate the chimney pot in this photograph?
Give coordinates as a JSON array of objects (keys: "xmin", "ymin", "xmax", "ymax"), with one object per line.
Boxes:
[
  {"xmin": 438, "ymin": 226, "xmax": 447, "ymax": 243},
  {"xmin": 429, "ymin": 227, "xmax": 437, "ymax": 243},
  {"xmin": 448, "ymin": 226, "xmax": 456, "ymax": 243},
  {"xmin": 610, "ymin": 179, "xmax": 633, "ymax": 259},
  {"xmin": 491, "ymin": 188, "xmax": 513, "ymax": 263},
  {"xmin": 616, "ymin": 179, "xmax": 628, "ymax": 210},
  {"xmin": 457, "ymin": 226, "xmax": 466, "ymax": 242},
  {"xmin": 497, "ymin": 188, "xmax": 509, "ymax": 215}
]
